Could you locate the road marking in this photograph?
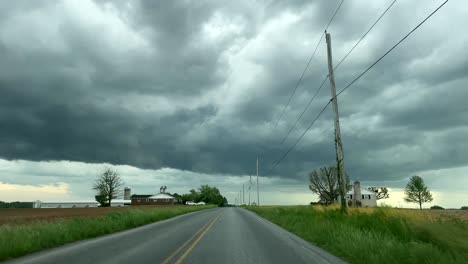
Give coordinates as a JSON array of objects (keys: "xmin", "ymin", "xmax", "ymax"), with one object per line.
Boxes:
[
  {"xmin": 162, "ymin": 214, "xmax": 217, "ymax": 264},
  {"xmin": 174, "ymin": 213, "xmax": 221, "ymax": 264}
]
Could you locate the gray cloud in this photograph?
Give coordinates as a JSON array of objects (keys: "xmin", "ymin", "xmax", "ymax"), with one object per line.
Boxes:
[{"xmin": 0, "ymin": 0, "xmax": 467, "ymax": 189}]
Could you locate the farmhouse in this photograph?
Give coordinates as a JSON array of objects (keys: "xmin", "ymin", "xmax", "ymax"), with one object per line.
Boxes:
[
  {"xmin": 337, "ymin": 181, "xmax": 377, "ymax": 207},
  {"xmin": 130, "ymin": 186, "xmax": 176, "ymax": 205}
]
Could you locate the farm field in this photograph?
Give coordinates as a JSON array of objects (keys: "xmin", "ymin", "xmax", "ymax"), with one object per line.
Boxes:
[
  {"xmin": 247, "ymin": 206, "xmax": 468, "ymax": 264},
  {"xmin": 0, "ymin": 206, "xmax": 182, "ymax": 225},
  {"xmin": 0, "ymin": 205, "xmax": 213, "ymax": 261}
]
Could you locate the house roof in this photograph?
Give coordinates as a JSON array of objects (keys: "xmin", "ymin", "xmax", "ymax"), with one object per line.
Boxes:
[
  {"xmin": 148, "ymin": 193, "xmax": 175, "ymax": 199},
  {"xmin": 347, "ymin": 188, "xmax": 375, "ymax": 195},
  {"xmin": 130, "ymin": 194, "xmax": 152, "ymax": 199}
]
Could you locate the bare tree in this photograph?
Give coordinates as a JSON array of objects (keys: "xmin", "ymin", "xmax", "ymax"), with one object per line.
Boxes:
[
  {"xmin": 368, "ymin": 187, "xmax": 390, "ymax": 200},
  {"xmin": 308, "ymin": 167, "xmax": 350, "ymax": 205},
  {"xmin": 93, "ymin": 167, "xmax": 124, "ymax": 207},
  {"xmin": 404, "ymin": 175, "xmax": 433, "ymax": 210}
]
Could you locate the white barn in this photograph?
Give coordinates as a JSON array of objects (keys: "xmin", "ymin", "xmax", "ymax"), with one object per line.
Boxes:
[{"xmin": 33, "ymin": 200, "xmax": 131, "ymax": 208}]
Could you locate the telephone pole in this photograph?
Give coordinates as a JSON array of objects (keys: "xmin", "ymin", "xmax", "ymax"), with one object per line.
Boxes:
[
  {"xmin": 325, "ymin": 31, "xmax": 348, "ymax": 214},
  {"xmin": 256, "ymin": 157, "xmax": 260, "ymax": 206},
  {"xmin": 249, "ymin": 174, "xmax": 251, "ymax": 206},
  {"xmin": 242, "ymin": 184, "xmax": 245, "ymax": 205}
]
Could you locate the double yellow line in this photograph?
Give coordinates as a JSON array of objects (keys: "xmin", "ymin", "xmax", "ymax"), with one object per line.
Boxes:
[{"xmin": 162, "ymin": 213, "xmax": 221, "ymax": 264}]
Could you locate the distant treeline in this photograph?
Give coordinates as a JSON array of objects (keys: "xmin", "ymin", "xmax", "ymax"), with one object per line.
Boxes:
[{"xmin": 0, "ymin": 201, "xmax": 33, "ymax": 208}]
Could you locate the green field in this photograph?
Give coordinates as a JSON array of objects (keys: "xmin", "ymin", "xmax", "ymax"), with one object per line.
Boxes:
[
  {"xmin": 0, "ymin": 206, "xmax": 213, "ymax": 261},
  {"xmin": 247, "ymin": 206, "xmax": 468, "ymax": 264}
]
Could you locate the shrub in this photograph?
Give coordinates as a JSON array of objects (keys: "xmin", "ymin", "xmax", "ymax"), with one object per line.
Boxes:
[{"xmin": 430, "ymin": 205, "xmax": 445, "ymax": 210}]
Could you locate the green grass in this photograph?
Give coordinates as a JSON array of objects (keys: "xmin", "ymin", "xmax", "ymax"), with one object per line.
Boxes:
[
  {"xmin": 247, "ymin": 206, "xmax": 468, "ymax": 264},
  {"xmin": 0, "ymin": 206, "xmax": 213, "ymax": 261}
]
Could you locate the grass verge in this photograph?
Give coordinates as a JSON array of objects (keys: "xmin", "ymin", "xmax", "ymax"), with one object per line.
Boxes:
[
  {"xmin": 247, "ymin": 206, "xmax": 468, "ymax": 264},
  {"xmin": 0, "ymin": 205, "xmax": 214, "ymax": 261}
]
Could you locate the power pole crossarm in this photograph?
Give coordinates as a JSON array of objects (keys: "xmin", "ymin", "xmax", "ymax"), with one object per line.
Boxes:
[{"xmin": 325, "ymin": 31, "xmax": 348, "ymax": 214}]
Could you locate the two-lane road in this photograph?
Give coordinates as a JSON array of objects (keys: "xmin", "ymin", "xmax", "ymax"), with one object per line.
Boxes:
[{"xmin": 5, "ymin": 208, "xmax": 346, "ymax": 264}]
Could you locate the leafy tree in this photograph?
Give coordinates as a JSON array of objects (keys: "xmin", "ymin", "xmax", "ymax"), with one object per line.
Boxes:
[
  {"xmin": 95, "ymin": 194, "xmax": 109, "ymax": 207},
  {"xmin": 180, "ymin": 185, "xmax": 226, "ymax": 206},
  {"xmin": 461, "ymin": 206, "xmax": 468, "ymax": 210},
  {"xmin": 430, "ymin": 205, "xmax": 444, "ymax": 210},
  {"xmin": 93, "ymin": 168, "xmax": 124, "ymax": 207},
  {"xmin": 367, "ymin": 187, "xmax": 390, "ymax": 200},
  {"xmin": 404, "ymin": 176, "xmax": 433, "ymax": 210},
  {"xmin": 308, "ymin": 166, "xmax": 351, "ymax": 205},
  {"xmin": 171, "ymin": 193, "xmax": 183, "ymax": 204},
  {"xmin": 181, "ymin": 189, "xmax": 200, "ymax": 204}
]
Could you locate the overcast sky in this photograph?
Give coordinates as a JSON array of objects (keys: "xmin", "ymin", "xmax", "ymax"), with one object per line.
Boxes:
[{"xmin": 0, "ymin": 0, "xmax": 466, "ymax": 208}]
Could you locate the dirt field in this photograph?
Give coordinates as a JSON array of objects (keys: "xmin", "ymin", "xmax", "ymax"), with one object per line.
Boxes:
[{"xmin": 0, "ymin": 206, "xmax": 176, "ymax": 225}]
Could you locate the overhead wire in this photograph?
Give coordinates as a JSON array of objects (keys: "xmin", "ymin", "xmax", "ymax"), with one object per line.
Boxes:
[
  {"xmin": 273, "ymin": 0, "xmax": 346, "ymax": 128},
  {"xmin": 333, "ymin": 0, "xmax": 398, "ymax": 72},
  {"xmin": 263, "ymin": 0, "xmax": 448, "ymax": 176},
  {"xmin": 280, "ymin": 0, "xmax": 398, "ymax": 145},
  {"xmin": 335, "ymin": 0, "xmax": 448, "ymax": 99},
  {"xmin": 280, "ymin": 75, "xmax": 329, "ymax": 144}
]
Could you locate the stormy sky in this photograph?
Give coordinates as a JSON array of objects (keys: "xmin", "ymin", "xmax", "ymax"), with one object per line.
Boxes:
[{"xmin": 0, "ymin": 0, "xmax": 467, "ymax": 207}]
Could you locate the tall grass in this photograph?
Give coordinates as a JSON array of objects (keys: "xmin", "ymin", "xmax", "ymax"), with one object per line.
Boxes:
[
  {"xmin": 248, "ymin": 206, "xmax": 468, "ymax": 264},
  {"xmin": 0, "ymin": 206, "xmax": 213, "ymax": 261}
]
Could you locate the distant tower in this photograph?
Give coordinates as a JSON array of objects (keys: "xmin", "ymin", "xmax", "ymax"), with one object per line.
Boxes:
[{"xmin": 124, "ymin": 187, "xmax": 131, "ymax": 200}]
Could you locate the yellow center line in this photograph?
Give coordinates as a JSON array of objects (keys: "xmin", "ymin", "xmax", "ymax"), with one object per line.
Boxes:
[
  {"xmin": 174, "ymin": 213, "xmax": 221, "ymax": 264},
  {"xmin": 162, "ymin": 214, "xmax": 217, "ymax": 264}
]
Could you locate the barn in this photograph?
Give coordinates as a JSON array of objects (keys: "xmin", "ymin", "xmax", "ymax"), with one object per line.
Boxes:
[
  {"xmin": 33, "ymin": 200, "xmax": 131, "ymax": 208},
  {"xmin": 130, "ymin": 186, "xmax": 176, "ymax": 205}
]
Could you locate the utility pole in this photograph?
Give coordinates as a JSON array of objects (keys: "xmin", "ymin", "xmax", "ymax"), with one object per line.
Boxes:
[
  {"xmin": 257, "ymin": 157, "xmax": 260, "ymax": 206},
  {"xmin": 325, "ymin": 31, "xmax": 348, "ymax": 214},
  {"xmin": 242, "ymin": 184, "xmax": 245, "ymax": 205},
  {"xmin": 249, "ymin": 174, "xmax": 251, "ymax": 206}
]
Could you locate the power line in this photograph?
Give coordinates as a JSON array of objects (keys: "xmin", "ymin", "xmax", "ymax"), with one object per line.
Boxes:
[
  {"xmin": 333, "ymin": 0, "xmax": 398, "ymax": 72},
  {"xmin": 273, "ymin": 0, "xmax": 345, "ymax": 128},
  {"xmin": 325, "ymin": 0, "xmax": 345, "ymax": 31},
  {"xmin": 335, "ymin": 0, "xmax": 448, "ymax": 98},
  {"xmin": 262, "ymin": 0, "xmax": 448, "ymax": 177},
  {"xmin": 265, "ymin": 101, "xmax": 331, "ymax": 176},
  {"xmin": 273, "ymin": 34, "xmax": 325, "ymax": 128},
  {"xmin": 280, "ymin": 75, "xmax": 329, "ymax": 144},
  {"xmin": 278, "ymin": 0, "xmax": 396, "ymax": 145}
]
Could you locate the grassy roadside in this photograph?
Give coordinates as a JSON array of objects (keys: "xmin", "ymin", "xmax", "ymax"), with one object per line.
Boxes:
[
  {"xmin": 0, "ymin": 205, "xmax": 214, "ymax": 261},
  {"xmin": 247, "ymin": 206, "xmax": 468, "ymax": 264}
]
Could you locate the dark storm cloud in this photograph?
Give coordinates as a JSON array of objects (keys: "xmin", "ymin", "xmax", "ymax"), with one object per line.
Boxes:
[{"xmin": 0, "ymin": 0, "xmax": 467, "ymax": 184}]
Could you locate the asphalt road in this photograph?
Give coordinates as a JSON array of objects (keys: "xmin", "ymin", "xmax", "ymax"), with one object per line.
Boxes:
[{"xmin": 5, "ymin": 207, "xmax": 346, "ymax": 264}]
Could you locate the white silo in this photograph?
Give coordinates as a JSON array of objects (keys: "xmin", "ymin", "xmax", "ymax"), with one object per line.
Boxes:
[{"xmin": 124, "ymin": 187, "xmax": 131, "ymax": 200}]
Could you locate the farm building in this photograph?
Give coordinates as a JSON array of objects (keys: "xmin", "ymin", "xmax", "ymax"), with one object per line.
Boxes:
[
  {"xmin": 337, "ymin": 181, "xmax": 377, "ymax": 207},
  {"xmin": 130, "ymin": 186, "xmax": 176, "ymax": 205},
  {"xmin": 33, "ymin": 200, "xmax": 131, "ymax": 208}
]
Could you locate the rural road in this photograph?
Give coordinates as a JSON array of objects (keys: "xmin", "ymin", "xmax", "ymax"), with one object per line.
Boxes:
[{"xmin": 5, "ymin": 208, "xmax": 346, "ymax": 264}]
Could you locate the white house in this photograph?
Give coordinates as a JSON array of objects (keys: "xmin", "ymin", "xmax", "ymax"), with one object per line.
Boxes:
[{"xmin": 337, "ymin": 181, "xmax": 377, "ymax": 207}]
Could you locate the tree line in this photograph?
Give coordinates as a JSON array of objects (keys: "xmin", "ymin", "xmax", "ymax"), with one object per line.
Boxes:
[
  {"xmin": 93, "ymin": 168, "xmax": 227, "ymax": 207},
  {"xmin": 0, "ymin": 201, "xmax": 32, "ymax": 208}
]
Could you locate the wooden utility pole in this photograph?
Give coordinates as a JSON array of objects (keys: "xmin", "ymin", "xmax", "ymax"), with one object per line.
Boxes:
[
  {"xmin": 242, "ymin": 184, "xmax": 245, "ymax": 205},
  {"xmin": 257, "ymin": 157, "xmax": 260, "ymax": 206},
  {"xmin": 249, "ymin": 174, "xmax": 251, "ymax": 206},
  {"xmin": 325, "ymin": 31, "xmax": 348, "ymax": 214}
]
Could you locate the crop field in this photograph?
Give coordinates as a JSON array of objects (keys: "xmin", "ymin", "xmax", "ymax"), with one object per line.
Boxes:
[
  {"xmin": 0, "ymin": 205, "xmax": 213, "ymax": 261},
  {"xmin": 0, "ymin": 207, "xmax": 134, "ymax": 225},
  {"xmin": 248, "ymin": 206, "xmax": 468, "ymax": 264},
  {"xmin": 0, "ymin": 206, "xmax": 183, "ymax": 225}
]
